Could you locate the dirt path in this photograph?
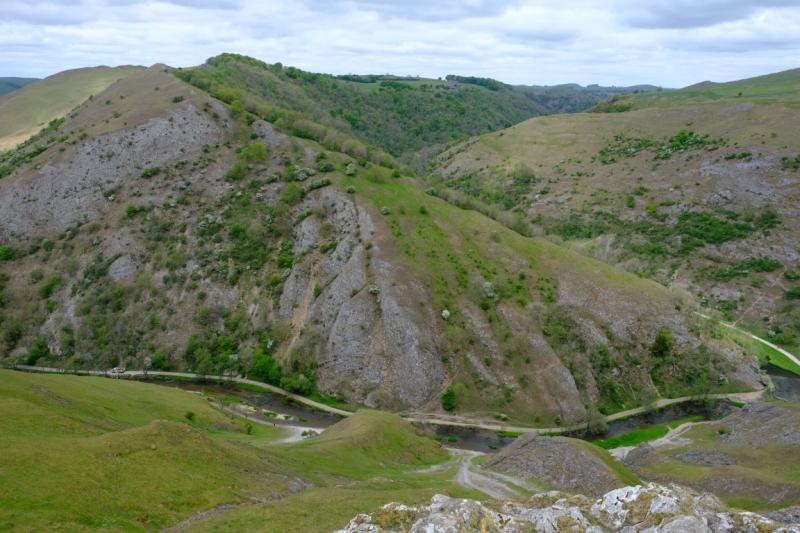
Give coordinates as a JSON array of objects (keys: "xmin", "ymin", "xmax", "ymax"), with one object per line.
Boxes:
[
  {"xmin": 404, "ymin": 389, "xmax": 764, "ymax": 436},
  {"xmin": 449, "ymin": 449, "xmax": 522, "ymax": 500},
  {"xmin": 695, "ymin": 311, "xmax": 800, "ymax": 370}
]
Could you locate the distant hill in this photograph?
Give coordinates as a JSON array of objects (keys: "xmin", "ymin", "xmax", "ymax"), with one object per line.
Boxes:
[
  {"xmin": 0, "ymin": 77, "xmax": 38, "ymax": 96},
  {"xmin": 516, "ymin": 82, "xmax": 663, "ymax": 113},
  {"xmin": 592, "ymin": 67, "xmax": 800, "ymax": 111},
  {"xmin": 0, "ymin": 65, "xmax": 143, "ymax": 151}
]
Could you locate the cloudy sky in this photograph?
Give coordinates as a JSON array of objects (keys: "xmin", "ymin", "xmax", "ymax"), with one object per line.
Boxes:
[{"xmin": 2, "ymin": 0, "xmax": 799, "ymax": 87}]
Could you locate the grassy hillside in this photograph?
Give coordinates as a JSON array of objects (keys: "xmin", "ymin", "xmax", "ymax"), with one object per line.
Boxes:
[
  {"xmin": 0, "ymin": 370, "xmax": 472, "ymax": 531},
  {"xmin": 175, "ymin": 54, "xmax": 550, "ymax": 165},
  {"xmin": 435, "ymin": 69, "xmax": 800, "ymax": 359},
  {"xmin": 0, "ymin": 65, "xmax": 143, "ymax": 151},
  {"xmin": 593, "ymin": 67, "xmax": 800, "ymax": 111},
  {"xmin": 0, "ymin": 77, "xmax": 38, "ymax": 97}
]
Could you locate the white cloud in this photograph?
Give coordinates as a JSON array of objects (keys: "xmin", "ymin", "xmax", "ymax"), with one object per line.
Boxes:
[{"xmin": 1, "ymin": 0, "xmax": 798, "ymax": 87}]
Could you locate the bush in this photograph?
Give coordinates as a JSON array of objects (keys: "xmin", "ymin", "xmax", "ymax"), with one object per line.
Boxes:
[
  {"xmin": 140, "ymin": 166, "xmax": 161, "ymax": 178},
  {"xmin": 0, "ymin": 245, "xmax": 22, "ymax": 261},
  {"xmin": 249, "ymin": 349, "xmax": 282, "ymax": 385},
  {"xmin": 225, "ymin": 160, "xmax": 247, "ymax": 181},
  {"xmin": 172, "ymin": 95, "xmax": 185, "ymax": 103},
  {"xmin": 786, "ymin": 286, "xmax": 800, "ymax": 300},
  {"xmin": 441, "ymin": 387, "xmax": 456, "ymax": 412},
  {"xmin": 281, "ymin": 182, "xmax": 304, "ymax": 205},
  {"xmin": 38, "ymin": 275, "xmax": 64, "ymax": 299},
  {"xmin": 240, "ymin": 142, "xmax": 269, "ymax": 163},
  {"xmin": 26, "ymin": 338, "xmax": 51, "ymax": 365},
  {"xmin": 185, "ymin": 411, "xmax": 196, "ymax": 422},
  {"xmin": 651, "ymin": 328, "xmax": 674, "ymax": 359}
]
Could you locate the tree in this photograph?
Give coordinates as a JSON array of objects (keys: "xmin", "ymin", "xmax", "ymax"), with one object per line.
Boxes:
[
  {"xmin": 249, "ymin": 348, "xmax": 282, "ymax": 385},
  {"xmin": 651, "ymin": 328, "xmax": 674, "ymax": 359},
  {"xmin": 441, "ymin": 387, "xmax": 456, "ymax": 412}
]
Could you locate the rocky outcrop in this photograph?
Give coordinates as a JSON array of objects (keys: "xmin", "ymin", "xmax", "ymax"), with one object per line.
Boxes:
[
  {"xmin": 0, "ymin": 99, "xmax": 229, "ymax": 241},
  {"xmin": 278, "ymin": 187, "xmax": 445, "ymax": 409},
  {"xmin": 336, "ymin": 484, "xmax": 799, "ymax": 532},
  {"xmin": 484, "ymin": 434, "xmax": 628, "ymax": 497}
]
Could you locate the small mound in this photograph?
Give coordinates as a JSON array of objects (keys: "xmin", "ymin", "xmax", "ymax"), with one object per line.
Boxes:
[
  {"xmin": 306, "ymin": 410, "xmax": 446, "ymax": 466},
  {"xmin": 484, "ymin": 434, "xmax": 638, "ymax": 497}
]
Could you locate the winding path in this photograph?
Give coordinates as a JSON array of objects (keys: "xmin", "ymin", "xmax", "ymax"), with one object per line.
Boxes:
[
  {"xmin": 4, "ymin": 365, "xmax": 766, "ymax": 436},
  {"xmin": 695, "ymin": 311, "xmax": 800, "ymax": 370}
]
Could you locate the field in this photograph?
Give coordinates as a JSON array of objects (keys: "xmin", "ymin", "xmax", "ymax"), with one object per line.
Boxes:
[
  {"xmin": 0, "ymin": 66, "xmax": 142, "ymax": 151},
  {"xmin": 0, "ymin": 370, "xmax": 478, "ymax": 532}
]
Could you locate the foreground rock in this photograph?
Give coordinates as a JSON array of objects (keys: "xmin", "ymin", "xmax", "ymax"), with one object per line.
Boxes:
[
  {"xmin": 336, "ymin": 483, "xmax": 799, "ymax": 532},
  {"xmin": 483, "ymin": 434, "xmax": 630, "ymax": 497}
]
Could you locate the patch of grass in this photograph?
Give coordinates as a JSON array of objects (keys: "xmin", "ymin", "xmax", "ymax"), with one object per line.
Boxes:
[{"xmin": 593, "ymin": 416, "xmax": 704, "ymax": 449}]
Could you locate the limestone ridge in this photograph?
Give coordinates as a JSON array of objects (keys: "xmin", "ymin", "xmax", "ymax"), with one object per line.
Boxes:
[{"xmin": 336, "ymin": 484, "xmax": 800, "ymax": 532}]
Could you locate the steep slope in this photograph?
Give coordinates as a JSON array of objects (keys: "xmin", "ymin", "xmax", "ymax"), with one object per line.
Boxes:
[
  {"xmin": 0, "ymin": 65, "xmax": 143, "ymax": 151},
  {"xmin": 0, "ymin": 77, "xmax": 38, "ymax": 96},
  {"xmin": 0, "ymin": 63, "xmax": 761, "ymax": 425},
  {"xmin": 484, "ymin": 434, "xmax": 638, "ymax": 497},
  {"xmin": 435, "ymin": 69, "xmax": 800, "ymax": 361},
  {"xmin": 176, "ymin": 54, "xmax": 558, "ymax": 168}
]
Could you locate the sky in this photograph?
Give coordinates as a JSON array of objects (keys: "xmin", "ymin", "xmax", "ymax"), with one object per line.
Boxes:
[{"xmin": 2, "ymin": 0, "xmax": 799, "ymax": 87}]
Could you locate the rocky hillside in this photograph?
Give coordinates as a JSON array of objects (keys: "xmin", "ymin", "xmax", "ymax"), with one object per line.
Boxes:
[
  {"xmin": 623, "ymin": 401, "xmax": 800, "ymax": 510},
  {"xmin": 0, "ymin": 62, "xmax": 763, "ymax": 424},
  {"xmin": 434, "ymin": 68, "xmax": 800, "ymax": 360},
  {"xmin": 484, "ymin": 434, "xmax": 637, "ymax": 497},
  {"xmin": 337, "ymin": 483, "xmax": 799, "ymax": 532}
]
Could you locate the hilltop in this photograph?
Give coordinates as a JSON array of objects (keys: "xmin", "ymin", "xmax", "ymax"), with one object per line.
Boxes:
[
  {"xmin": 0, "ymin": 65, "xmax": 143, "ymax": 151},
  {"xmin": 0, "ymin": 59, "xmax": 760, "ymax": 426}
]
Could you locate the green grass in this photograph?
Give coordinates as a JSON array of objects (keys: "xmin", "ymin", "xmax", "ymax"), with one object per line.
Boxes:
[
  {"xmin": 0, "ymin": 66, "xmax": 142, "ymax": 151},
  {"xmin": 593, "ymin": 416, "xmax": 704, "ymax": 449},
  {"xmin": 724, "ymin": 327, "xmax": 800, "ymax": 376},
  {"xmin": 576, "ymin": 440, "xmax": 641, "ymax": 486},
  {"xmin": 0, "ymin": 370, "xmax": 467, "ymax": 531},
  {"xmin": 0, "ymin": 369, "xmax": 285, "ymax": 531}
]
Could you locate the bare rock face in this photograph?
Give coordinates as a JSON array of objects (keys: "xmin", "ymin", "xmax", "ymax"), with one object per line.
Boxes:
[
  {"xmin": 0, "ymin": 101, "xmax": 227, "ymax": 241},
  {"xmin": 278, "ymin": 187, "xmax": 445, "ymax": 409},
  {"xmin": 336, "ymin": 484, "xmax": 800, "ymax": 532},
  {"xmin": 484, "ymin": 434, "xmax": 626, "ymax": 498}
]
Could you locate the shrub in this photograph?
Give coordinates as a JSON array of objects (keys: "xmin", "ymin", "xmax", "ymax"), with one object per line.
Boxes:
[
  {"xmin": 38, "ymin": 275, "xmax": 64, "ymax": 299},
  {"xmin": 140, "ymin": 166, "xmax": 161, "ymax": 178},
  {"xmin": 172, "ymin": 95, "xmax": 185, "ymax": 103},
  {"xmin": 185, "ymin": 411, "xmax": 196, "ymax": 422},
  {"xmin": 240, "ymin": 142, "xmax": 268, "ymax": 163},
  {"xmin": 225, "ymin": 160, "xmax": 247, "ymax": 181},
  {"xmin": 0, "ymin": 245, "xmax": 22, "ymax": 261},
  {"xmin": 249, "ymin": 349, "xmax": 282, "ymax": 385},
  {"xmin": 281, "ymin": 182, "xmax": 304, "ymax": 205},
  {"xmin": 651, "ymin": 328, "xmax": 674, "ymax": 359},
  {"xmin": 441, "ymin": 387, "xmax": 456, "ymax": 412},
  {"xmin": 125, "ymin": 204, "xmax": 146, "ymax": 218},
  {"xmin": 786, "ymin": 286, "xmax": 800, "ymax": 300},
  {"xmin": 26, "ymin": 338, "xmax": 51, "ymax": 365}
]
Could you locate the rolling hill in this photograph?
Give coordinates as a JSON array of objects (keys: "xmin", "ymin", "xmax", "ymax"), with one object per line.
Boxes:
[
  {"xmin": 434, "ymin": 68, "xmax": 800, "ymax": 360},
  {"xmin": 0, "ymin": 65, "xmax": 143, "ymax": 151},
  {"xmin": 0, "ymin": 61, "xmax": 760, "ymax": 426},
  {"xmin": 0, "ymin": 77, "xmax": 38, "ymax": 96}
]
